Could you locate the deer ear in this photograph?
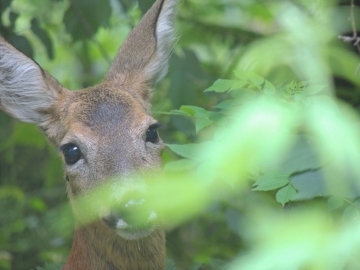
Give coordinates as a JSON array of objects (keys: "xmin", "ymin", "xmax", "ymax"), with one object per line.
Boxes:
[
  {"xmin": 104, "ymin": 0, "xmax": 176, "ymax": 97},
  {"xmin": 0, "ymin": 36, "xmax": 64, "ymax": 126}
]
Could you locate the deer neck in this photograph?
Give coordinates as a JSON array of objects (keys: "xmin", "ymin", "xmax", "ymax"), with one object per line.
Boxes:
[{"xmin": 62, "ymin": 223, "xmax": 166, "ymax": 270}]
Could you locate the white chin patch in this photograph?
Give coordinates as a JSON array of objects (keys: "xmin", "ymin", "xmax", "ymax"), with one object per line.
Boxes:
[{"xmin": 115, "ymin": 211, "xmax": 158, "ymax": 240}]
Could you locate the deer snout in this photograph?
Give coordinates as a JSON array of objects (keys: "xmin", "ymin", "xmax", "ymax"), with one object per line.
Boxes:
[
  {"xmin": 101, "ymin": 190, "xmax": 158, "ymax": 239},
  {"xmin": 118, "ymin": 190, "xmax": 156, "ymax": 228}
]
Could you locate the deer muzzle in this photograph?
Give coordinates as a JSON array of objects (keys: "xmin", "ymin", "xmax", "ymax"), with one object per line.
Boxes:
[{"xmin": 101, "ymin": 190, "xmax": 158, "ymax": 240}]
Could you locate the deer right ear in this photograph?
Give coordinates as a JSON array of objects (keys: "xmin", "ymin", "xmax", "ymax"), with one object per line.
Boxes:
[
  {"xmin": 104, "ymin": 0, "xmax": 176, "ymax": 99},
  {"xmin": 0, "ymin": 36, "xmax": 65, "ymax": 127}
]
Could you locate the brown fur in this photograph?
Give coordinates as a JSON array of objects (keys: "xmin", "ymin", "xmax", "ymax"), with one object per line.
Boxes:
[
  {"xmin": 0, "ymin": 0, "xmax": 176, "ymax": 269},
  {"xmin": 63, "ymin": 223, "xmax": 165, "ymax": 270}
]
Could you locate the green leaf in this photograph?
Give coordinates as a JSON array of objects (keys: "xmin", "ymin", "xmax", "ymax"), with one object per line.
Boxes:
[
  {"xmin": 291, "ymin": 169, "xmax": 326, "ymax": 200},
  {"xmin": 342, "ymin": 205, "xmax": 360, "ymax": 223},
  {"xmin": 166, "ymin": 142, "xmax": 211, "ymax": 160},
  {"xmin": 166, "ymin": 144, "xmax": 197, "ymax": 159},
  {"xmin": 210, "ymin": 258, "xmax": 228, "ymax": 269},
  {"xmin": 13, "ymin": 122, "xmax": 46, "ymax": 149},
  {"xmin": 204, "ymin": 79, "xmax": 247, "ymax": 93},
  {"xmin": 253, "ymin": 173, "xmax": 290, "ymax": 191},
  {"xmin": 305, "ymin": 85, "xmax": 326, "ymax": 95},
  {"xmin": 164, "ymin": 159, "xmax": 197, "ymax": 174},
  {"xmin": 263, "ymin": 80, "xmax": 276, "ymax": 95},
  {"xmin": 281, "ymin": 136, "xmax": 323, "ymax": 175},
  {"xmin": 195, "ymin": 118, "xmax": 213, "ymax": 133},
  {"xmin": 189, "ymin": 263, "xmax": 203, "ymax": 270},
  {"xmin": 234, "ymin": 70, "xmax": 249, "ymax": 81},
  {"xmin": 287, "ymin": 81, "xmax": 298, "ymax": 93},
  {"xmin": 230, "ymin": 80, "xmax": 248, "ymax": 91},
  {"xmin": 180, "ymin": 106, "xmax": 211, "ymax": 118},
  {"xmin": 226, "ymin": 208, "xmax": 242, "ymax": 236},
  {"xmin": 179, "ymin": 106, "xmax": 213, "ymax": 133},
  {"xmin": 64, "ymin": 0, "xmax": 111, "ymax": 40},
  {"xmin": 276, "ymin": 184, "xmax": 297, "ymax": 206},
  {"xmin": 29, "ymin": 197, "xmax": 47, "ymax": 212},
  {"xmin": 165, "ymin": 258, "xmax": 177, "ymax": 270},
  {"xmin": 31, "ymin": 19, "xmax": 53, "ymax": 59},
  {"xmin": 179, "ymin": 106, "xmax": 196, "ymax": 116},
  {"xmin": 249, "ymin": 72, "xmax": 265, "ymax": 87},
  {"xmin": 138, "ymin": 1, "xmax": 153, "ymax": 15},
  {"xmin": 161, "ymin": 109, "xmax": 192, "ymax": 116},
  {"xmin": 209, "ymin": 112, "xmax": 223, "ymax": 123},
  {"xmin": 205, "ymin": 79, "xmax": 233, "ymax": 92},
  {"xmin": 214, "ymin": 99, "xmax": 241, "ymax": 110},
  {"xmin": 298, "ymin": 81, "xmax": 309, "ymax": 89},
  {"xmin": 327, "ymin": 196, "xmax": 344, "ymax": 211}
]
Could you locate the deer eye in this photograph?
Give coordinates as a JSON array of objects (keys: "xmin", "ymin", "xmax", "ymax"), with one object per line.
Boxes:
[
  {"xmin": 61, "ymin": 143, "xmax": 82, "ymax": 165},
  {"xmin": 146, "ymin": 124, "xmax": 160, "ymax": 143}
]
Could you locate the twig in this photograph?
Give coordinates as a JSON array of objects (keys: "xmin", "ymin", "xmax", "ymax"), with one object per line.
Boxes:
[
  {"xmin": 338, "ymin": 0, "xmax": 360, "ymax": 75},
  {"xmin": 338, "ymin": 0, "xmax": 360, "ymax": 49}
]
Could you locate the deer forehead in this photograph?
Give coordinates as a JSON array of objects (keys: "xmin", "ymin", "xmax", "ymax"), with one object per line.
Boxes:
[{"xmin": 64, "ymin": 87, "xmax": 153, "ymax": 138}]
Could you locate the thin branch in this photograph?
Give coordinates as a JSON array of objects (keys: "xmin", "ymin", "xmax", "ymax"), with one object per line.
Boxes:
[
  {"xmin": 338, "ymin": 0, "xmax": 360, "ymax": 74},
  {"xmin": 339, "ymin": 0, "xmax": 360, "ymax": 48}
]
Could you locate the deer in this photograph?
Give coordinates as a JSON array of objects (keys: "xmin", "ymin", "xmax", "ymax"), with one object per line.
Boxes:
[{"xmin": 0, "ymin": 0, "xmax": 176, "ymax": 269}]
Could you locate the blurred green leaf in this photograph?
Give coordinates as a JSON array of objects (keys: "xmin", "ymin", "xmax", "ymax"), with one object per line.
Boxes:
[
  {"xmin": 234, "ymin": 70, "xmax": 249, "ymax": 81},
  {"xmin": 263, "ymin": 80, "xmax": 276, "ymax": 95},
  {"xmin": 253, "ymin": 173, "xmax": 290, "ymax": 191},
  {"xmin": 305, "ymin": 85, "xmax": 326, "ymax": 95},
  {"xmin": 276, "ymin": 184, "xmax": 297, "ymax": 206},
  {"xmin": 214, "ymin": 99, "xmax": 241, "ymax": 110},
  {"xmin": 327, "ymin": 196, "xmax": 344, "ymax": 211},
  {"xmin": 31, "ymin": 19, "xmax": 53, "ymax": 59},
  {"xmin": 342, "ymin": 205, "xmax": 360, "ymax": 223},
  {"xmin": 165, "ymin": 257, "xmax": 178, "ymax": 270},
  {"xmin": 164, "ymin": 159, "xmax": 197, "ymax": 174},
  {"xmin": 30, "ymin": 197, "xmax": 48, "ymax": 212},
  {"xmin": 64, "ymin": 0, "xmax": 111, "ymax": 40},
  {"xmin": 189, "ymin": 262, "xmax": 203, "ymax": 270},
  {"xmin": 12, "ymin": 122, "xmax": 46, "ymax": 149},
  {"xmin": 166, "ymin": 143, "xmax": 211, "ymax": 160},
  {"xmin": 280, "ymin": 136, "xmax": 323, "ymax": 175},
  {"xmin": 249, "ymin": 72, "xmax": 265, "ymax": 87}
]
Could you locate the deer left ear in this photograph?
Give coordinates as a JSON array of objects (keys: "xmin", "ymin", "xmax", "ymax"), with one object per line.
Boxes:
[{"xmin": 104, "ymin": 0, "xmax": 176, "ymax": 98}]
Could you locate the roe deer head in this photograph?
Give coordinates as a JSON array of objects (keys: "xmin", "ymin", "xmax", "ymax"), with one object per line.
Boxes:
[{"xmin": 0, "ymin": 0, "xmax": 176, "ymax": 269}]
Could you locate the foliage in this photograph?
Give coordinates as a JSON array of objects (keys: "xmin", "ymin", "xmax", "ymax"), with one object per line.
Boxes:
[{"xmin": 1, "ymin": 0, "xmax": 360, "ymax": 269}]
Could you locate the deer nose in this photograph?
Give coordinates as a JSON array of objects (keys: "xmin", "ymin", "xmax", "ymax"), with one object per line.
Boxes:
[{"xmin": 117, "ymin": 191, "xmax": 155, "ymax": 228}]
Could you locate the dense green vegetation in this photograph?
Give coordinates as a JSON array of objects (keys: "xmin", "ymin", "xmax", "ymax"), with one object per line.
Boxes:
[{"xmin": 1, "ymin": 0, "xmax": 360, "ymax": 269}]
